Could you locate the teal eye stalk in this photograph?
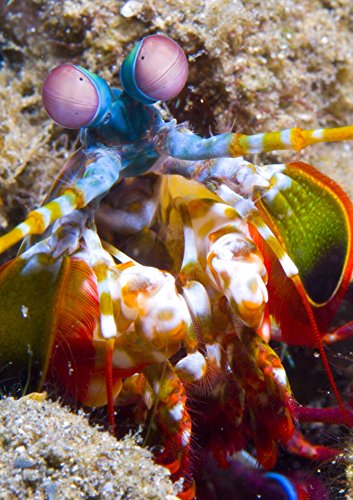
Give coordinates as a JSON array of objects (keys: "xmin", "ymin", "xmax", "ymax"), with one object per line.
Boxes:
[{"xmin": 120, "ymin": 34, "xmax": 188, "ymax": 104}]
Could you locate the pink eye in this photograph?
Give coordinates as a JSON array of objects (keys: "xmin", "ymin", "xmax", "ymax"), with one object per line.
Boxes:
[
  {"xmin": 134, "ymin": 35, "xmax": 188, "ymax": 101},
  {"xmin": 42, "ymin": 64, "xmax": 100, "ymax": 128}
]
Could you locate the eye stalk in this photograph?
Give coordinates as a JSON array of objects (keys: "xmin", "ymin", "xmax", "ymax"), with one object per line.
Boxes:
[
  {"xmin": 42, "ymin": 64, "xmax": 112, "ymax": 129},
  {"xmin": 120, "ymin": 34, "xmax": 188, "ymax": 104}
]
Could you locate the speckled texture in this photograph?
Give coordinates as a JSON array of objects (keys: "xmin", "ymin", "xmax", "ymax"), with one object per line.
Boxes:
[{"xmin": 0, "ymin": 396, "xmax": 177, "ymax": 499}]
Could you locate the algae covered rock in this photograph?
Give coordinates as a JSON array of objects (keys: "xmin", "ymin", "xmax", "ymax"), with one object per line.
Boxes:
[{"xmin": 0, "ymin": 396, "xmax": 177, "ymax": 499}]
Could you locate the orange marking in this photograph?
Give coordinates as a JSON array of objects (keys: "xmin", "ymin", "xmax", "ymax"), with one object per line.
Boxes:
[
  {"xmin": 27, "ymin": 211, "xmax": 48, "ymax": 234},
  {"xmin": 208, "ymin": 225, "xmax": 239, "ymax": 243},
  {"xmin": 229, "ymin": 133, "xmax": 248, "ymax": 156},
  {"xmin": 65, "ymin": 186, "xmax": 85, "ymax": 208},
  {"xmin": 116, "ymin": 261, "xmax": 135, "ymax": 272},
  {"xmin": 163, "ymin": 455, "xmax": 181, "ymax": 474},
  {"xmin": 290, "ymin": 127, "xmax": 307, "ymax": 150}
]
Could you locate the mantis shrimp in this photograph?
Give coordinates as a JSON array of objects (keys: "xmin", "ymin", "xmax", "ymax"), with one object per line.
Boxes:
[{"xmin": 1, "ymin": 34, "xmax": 353, "ymax": 498}]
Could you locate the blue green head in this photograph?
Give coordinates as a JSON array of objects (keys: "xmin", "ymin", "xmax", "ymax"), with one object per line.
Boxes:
[{"xmin": 42, "ymin": 35, "xmax": 188, "ymax": 129}]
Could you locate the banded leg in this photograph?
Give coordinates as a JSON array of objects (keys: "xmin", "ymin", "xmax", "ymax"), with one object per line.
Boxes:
[
  {"xmin": 79, "ymin": 228, "xmax": 119, "ymax": 340},
  {"xmin": 143, "ymin": 362, "xmax": 194, "ymax": 494},
  {"xmin": 226, "ymin": 325, "xmax": 295, "ymax": 469},
  {"xmin": 210, "ymin": 173, "xmax": 353, "ymax": 423},
  {"xmin": 172, "ymin": 196, "xmax": 235, "ymax": 392},
  {"xmin": 0, "ymin": 147, "xmax": 122, "ymax": 254},
  {"xmin": 157, "ymin": 122, "xmax": 353, "ymax": 160}
]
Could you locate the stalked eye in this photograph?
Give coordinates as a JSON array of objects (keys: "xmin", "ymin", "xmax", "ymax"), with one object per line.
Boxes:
[
  {"xmin": 42, "ymin": 64, "xmax": 112, "ymax": 129},
  {"xmin": 135, "ymin": 35, "xmax": 188, "ymax": 101},
  {"xmin": 120, "ymin": 34, "xmax": 188, "ymax": 104}
]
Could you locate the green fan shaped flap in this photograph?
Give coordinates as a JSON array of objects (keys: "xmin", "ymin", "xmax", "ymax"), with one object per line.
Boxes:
[
  {"xmin": 0, "ymin": 254, "xmax": 66, "ymax": 394},
  {"xmin": 255, "ymin": 161, "xmax": 353, "ymax": 307}
]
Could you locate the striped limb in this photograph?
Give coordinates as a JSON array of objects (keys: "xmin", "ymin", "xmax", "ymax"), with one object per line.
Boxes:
[
  {"xmin": 167, "ymin": 198, "xmax": 233, "ymax": 392},
  {"xmin": 225, "ymin": 323, "xmax": 295, "ymax": 469},
  {"xmin": 58, "ymin": 227, "xmax": 123, "ymax": 430},
  {"xmin": 0, "ymin": 147, "xmax": 121, "ymax": 255},
  {"xmin": 78, "ymin": 228, "xmax": 119, "ymax": 340},
  {"xmin": 179, "ymin": 195, "xmax": 268, "ymax": 329},
  {"xmin": 69, "ymin": 228, "xmax": 125, "ymax": 430},
  {"xmin": 173, "ymin": 281, "xmax": 226, "ymax": 394},
  {"xmin": 213, "ymin": 180, "xmax": 352, "ymax": 423},
  {"xmin": 143, "ymin": 362, "xmax": 195, "ymax": 498},
  {"xmin": 174, "ymin": 194, "xmax": 268, "ymax": 331},
  {"xmin": 213, "ymin": 182, "xmax": 299, "ymax": 278},
  {"xmin": 77, "ymin": 254, "xmax": 195, "ymax": 431},
  {"xmin": 157, "ymin": 123, "xmax": 353, "ymax": 160}
]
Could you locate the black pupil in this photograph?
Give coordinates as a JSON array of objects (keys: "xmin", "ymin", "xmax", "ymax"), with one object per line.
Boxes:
[{"xmin": 79, "ymin": 77, "xmax": 83, "ymax": 81}]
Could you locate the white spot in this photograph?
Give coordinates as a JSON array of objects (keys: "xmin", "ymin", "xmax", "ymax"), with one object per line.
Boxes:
[
  {"xmin": 120, "ymin": 0, "xmax": 144, "ymax": 18},
  {"xmin": 169, "ymin": 402, "xmax": 184, "ymax": 422},
  {"xmin": 153, "ymin": 381, "xmax": 160, "ymax": 395},
  {"xmin": 97, "ymin": 278, "xmax": 110, "ymax": 294},
  {"xmin": 21, "ymin": 305, "xmax": 29, "ymax": 318},
  {"xmin": 248, "ymin": 133, "xmax": 265, "ymax": 153},
  {"xmin": 272, "ymin": 367, "xmax": 288, "ymax": 387},
  {"xmin": 325, "ymin": 334, "xmax": 337, "ymax": 343},
  {"xmin": 278, "ymin": 252, "xmax": 299, "ymax": 277},
  {"xmin": 234, "ymin": 450, "xmax": 259, "ymax": 468},
  {"xmin": 312, "ymin": 129, "xmax": 324, "ymax": 139},
  {"xmin": 280, "ymin": 129, "xmax": 292, "ymax": 146},
  {"xmin": 56, "ymin": 194, "xmax": 76, "ymax": 214},
  {"xmin": 35, "ymin": 206, "xmax": 52, "ymax": 226},
  {"xmin": 100, "ymin": 314, "xmax": 117, "ymax": 339},
  {"xmin": 18, "ymin": 221, "xmax": 31, "ymax": 235},
  {"xmin": 206, "ymin": 344, "xmax": 222, "ymax": 368},
  {"xmin": 181, "ymin": 429, "xmax": 191, "ymax": 447},
  {"xmin": 176, "ymin": 352, "xmax": 206, "ymax": 381},
  {"xmin": 260, "ymin": 321, "xmax": 270, "ymax": 342}
]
